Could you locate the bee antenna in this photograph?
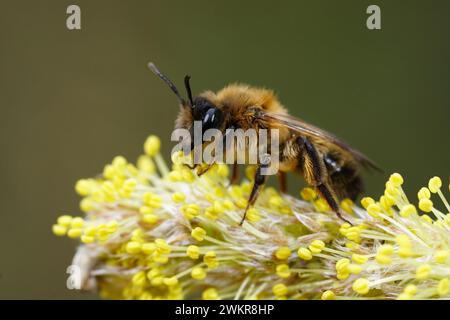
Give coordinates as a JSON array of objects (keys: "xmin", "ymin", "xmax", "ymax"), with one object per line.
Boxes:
[
  {"xmin": 147, "ymin": 62, "xmax": 186, "ymax": 106},
  {"xmin": 184, "ymin": 75, "xmax": 194, "ymax": 108}
]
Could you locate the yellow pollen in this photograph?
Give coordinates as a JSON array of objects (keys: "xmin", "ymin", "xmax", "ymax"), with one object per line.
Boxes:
[
  {"xmin": 272, "ymin": 283, "xmax": 288, "ymax": 297},
  {"xmin": 186, "ymin": 245, "xmax": 200, "ymax": 259},
  {"xmin": 191, "ymin": 227, "xmax": 206, "ymax": 242},
  {"xmin": 191, "ymin": 267, "xmax": 207, "ymax": 280},
  {"xmin": 276, "ymin": 264, "xmax": 291, "ymax": 278},
  {"xmin": 275, "ymin": 247, "xmax": 291, "ymax": 260},
  {"xmin": 416, "ymin": 264, "xmax": 432, "ymax": 280},
  {"xmin": 321, "ymin": 290, "xmax": 336, "ymax": 300},
  {"xmin": 389, "ymin": 173, "xmax": 404, "ymax": 187},
  {"xmin": 297, "ymin": 247, "xmax": 313, "ymax": 260},
  {"xmin": 418, "ymin": 187, "xmax": 431, "ymax": 200},
  {"xmin": 144, "ymin": 135, "xmax": 161, "ymax": 156},
  {"xmin": 202, "ymin": 288, "xmax": 220, "ymax": 300},
  {"xmin": 352, "ymin": 278, "xmax": 370, "ymax": 295},
  {"xmin": 428, "ymin": 176, "xmax": 442, "ymax": 193},
  {"xmin": 419, "ymin": 198, "xmax": 433, "ymax": 212},
  {"xmin": 300, "ymin": 187, "xmax": 317, "ymax": 201},
  {"xmin": 400, "ymin": 204, "xmax": 417, "ymax": 218},
  {"xmin": 437, "ymin": 278, "xmax": 449, "ymax": 296}
]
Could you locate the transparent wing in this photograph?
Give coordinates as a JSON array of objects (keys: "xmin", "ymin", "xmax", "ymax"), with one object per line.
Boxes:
[{"xmin": 258, "ymin": 111, "xmax": 381, "ymax": 171}]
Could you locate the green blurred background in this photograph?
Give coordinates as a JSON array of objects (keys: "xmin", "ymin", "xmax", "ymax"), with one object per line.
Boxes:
[{"xmin": 0, "ymin": 0, "xmax": 448, "ymax": 299}]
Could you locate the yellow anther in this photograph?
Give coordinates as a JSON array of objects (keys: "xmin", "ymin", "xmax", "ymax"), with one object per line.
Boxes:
[
  {"xmin": 314, "ymin": 198, "xmax": 331, "ymax": 212},
  {"xmin": 182, "ymin": 204, "xmax": 201, "ymax": 220},
  {"xmin": 146, "ymin": 268, "xmax": 160, "ymax": 280},
  {"xmin": 404, "ymin": 284, "xmax": 417, "ymax": 296},
  {"xmin": 57, "ymin": 215, "xmax": 73, "ymax": 227},
  {"xmin": 336, "ymin": 258, "xmax": 350, "ymax": 273},
  {"xmin": 375, "ymin": 254, "xmax": 392, "ymax": 265},
  {"xmin": 418, "ymin": 187, "xmax": 431, "ymax": 200},
  {"xmin": 341, "ymin": 198, "xmax": 354, "ymax": 214},
  {"xmin": 300, "ymin": 187, "xmax": 317, "ymax": 201},
  {"xmin": 389, "ymin": 173, "xmax": 404, "ymax": 187},
  {"xmin": 397, "ymin": 293, "xmax": 412, "ymax": 300},
  {"xmin": 155, "ymin": 239, "xmax": 171, "ymax": 254},
  {"xmin": 360, "ymin": 197, "xmax": 375, "ymax": 209},
  {"xmin": 80, "ymin": 198, "xmax": 95, "ymax": 212},
  {"xmin": 416, "ymin": 264, "xmax": 431, "ymax": 280},
  {"xmin": 272, "ymin": 283, "xmax": 288, "ymax": 297},
  {"xmin": 202, "ymin": 288, "xmax": 220, "ymax": 300},
  {"xmin": 170, "ymin": 150, "xmax": 184, "ymax": 165},
  {"xmin": 275, "ymin": 246, "xmax": 291, "ymax": 260},
  {"xmin": 380, "ymin": 195, "xmax": 395, "ymax": 209},
  {"xmin": 67, "ymin": 228, "xmax": 83, "ymax": 239},
  {"xmin": 246, "ymin": 208, "xmax": 261, "ymax": 222},
  {"xmin": 434, "ymin": 250, "xmax": 449, "ymax": 264},
  {"xmin": 132, "ymin": 271, "xmax": 147, "ymax": 287},
  {"xmin": 395, "ymin": 234, "xmax": 411, "ymax": 247},
  {"xmin": 137, "ymin": 155, "xmax": 155, "ymax": 173},
  {"xmin": 152, "ymin": 253, "xmax": 169, "ymax": 264},
  {"xmin": 348, "ymin": 264, "xmax": 362, "ymax": 275},
  {"xmin": 172, "ymin": 192, "xmax": 186, "ymax": 203},
  {"xmin": 142, "ymin": 213, "xmax": 158, "ymax": 224},
  {"xmin": 321, "ymin": 290, "xmax": 336, "ymax": 300},
  {"xmin": 191, "ymin": 267, "xmax": 207, "ymax": 280},
  {"xmin": 80, "ymin": 235, "xmax": 95, "ymax": 244},
  {"xmin": 367, "ymin": 203, "xmax": 381, "ymax": 218},
  {"xmin": 421, "ymin": 214, "xmax": 433, "ymax": 224},
  {"xmin": 139, "ymin": 206, "xmax": 153, "ymax": 215},
  {"xmin": 276, "ymin": 264, "xmax": 291, "ymax": 278},
  {"xmin": 191, "ymin": 227, "xmax": 206, "ymax": 242},
  {"xmin": 186, "ymin": 245, "xmax": 200, "ymax": 259},
  {"xmin": 336, "ymin": 271, "xmax": 350, "ymax": 280},
  {"xmin": 428, "ymin": 176, "xmax": 442, "ymax": 193},
  {"xmin": 297, "ymin": 247, "xmax": 313, "ymax": 260},
  {"xmin": 400, "ymin": 204, "xmax": 417, "ymax": 218},
  {"xmin": 269, "ymin": 195, "xmax": 284, "ymax": 208},
  {"xmin": 438, "ymin": 278, "xmax": 449, "ymax": 296},
  {"xmin": 245, "ymin": 166, "xmax": 256, "ymax": 181},
  {"xmin": 75, "ymin": 179, "xmax": 93, "ymax": 196},
  {"xmin": 378, "ymin": 244, "xmax": 394, "ymax": 256},
  {"xmin": 52, "ymin": 224, "xmax": 67, "ymax": 236},
  {"xmin": 203, "ymin": 251, "xmax": 219, "ymax": 268},
  {"xmin": 309, "ymin": 240, "xmax": 325, "ymax": 254},
  {"xmin": 352, "ymin": 254, "xmax": 368, "ymax": 265},
  {"xmin": 163, "ymin": 277, "xmax": 178, "ymax": 287},
  {"xmin": 142, "ymin": 242, "xmax": 156, "ymax": 255},
  {"xmin": 126, "ymin": 241, "xmax": 142, "ymax": 254},
  {"xmin": 144, "ymin": 135, "xmax": 161, "ymax": 156},
  {"xmin": 339, "ymin": 223, "xmax": 351, "ymax": 236},
  {"xmin": 352, "ymin": 278, "xmax": 370, "ymax": 295},
  {"xmin": 385, "ymin": 181, "xmax": 400, "ymax": 197},
  {"xmin": 150, "ymin": 276, "xmax": 164, "ymax": 286},
  {"xmin": 216, "ymin": 164, "xmax": 229, "ymax": 178},
  {"xmin": 419, "ymin": 198, "xmax": 433, "ymax": 212},
  {"xmin": 69, "ymin": 217, "xmax": 84, "ymax": 229}
]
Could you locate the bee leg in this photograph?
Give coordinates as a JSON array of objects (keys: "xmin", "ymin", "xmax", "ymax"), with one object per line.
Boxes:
[
  {"xmin": 240, "ymin": 165, "xmax": 267, "ymax": 225},
  {"xmin": 228, "ymin": 163, "xmax": 240, "ymax": 186},
  {"xmin": 298, "ymin": 136, "xmax": 352, "ymax": 225},
  {"xmin": 316, "ymin": 183, "xmax": 352, "ymax": 225},
  {"xmin": 277, "ymin": 171, "xmax": 287, "ymax": 193}
]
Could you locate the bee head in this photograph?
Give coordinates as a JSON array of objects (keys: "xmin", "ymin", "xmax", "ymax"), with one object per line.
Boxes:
[{"xmin": 148, "ymin": 63, "xmax": 223, "ymax": 131}]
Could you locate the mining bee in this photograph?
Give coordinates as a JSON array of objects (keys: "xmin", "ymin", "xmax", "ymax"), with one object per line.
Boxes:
[{"xmin": 148, "ymin": 63, "xmax": 380, "ymax": 224}]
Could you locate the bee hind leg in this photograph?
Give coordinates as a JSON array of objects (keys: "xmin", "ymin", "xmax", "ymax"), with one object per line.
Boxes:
[
  {"xmin": 298, "ymin": 136, "xmax": 352, "ymax": 225},
  {"xmin": 240, "ymin": 165, "xmax": 267, "ymax": 225},
  {"xmin": 277, "ymin": 171, "xmax": 288, "ymax": 193},
  {"xmin": 316, "ymin": 183, "xmax": 353, "ymax": 225}
]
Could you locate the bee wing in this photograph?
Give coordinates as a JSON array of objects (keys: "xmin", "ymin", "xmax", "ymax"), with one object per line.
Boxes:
[{"xmin": 258, "ymin": 111, "xmax": 381, "ymax": 172}]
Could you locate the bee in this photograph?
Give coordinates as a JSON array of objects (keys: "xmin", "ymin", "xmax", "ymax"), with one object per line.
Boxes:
[{"xmin": 148, "ymin": 63, "xmax": 380, "ymax": 225}]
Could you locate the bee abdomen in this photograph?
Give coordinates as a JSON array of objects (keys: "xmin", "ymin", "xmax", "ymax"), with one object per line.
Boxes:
[{"xmin": 324, "ymin": 154, "xmax": 363, "ymax": 201}]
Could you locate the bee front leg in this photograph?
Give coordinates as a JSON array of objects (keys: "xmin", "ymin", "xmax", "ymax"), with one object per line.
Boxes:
[
  {"xmin": 228, "ymin": 163, "xmax": 240, "ymax": 186},
  {"xmin": 298, "ymin": 136, "xmax": 352, "ymax": 225},
  {"xmin": 240, "ymin": 165, "xmax": 267, "ymax": 225}
]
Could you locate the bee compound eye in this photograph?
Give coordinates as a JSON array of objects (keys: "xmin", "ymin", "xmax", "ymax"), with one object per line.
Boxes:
[{"xmin": 202, "ymin": 108, "xmax": 223, "ymax": 130}]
